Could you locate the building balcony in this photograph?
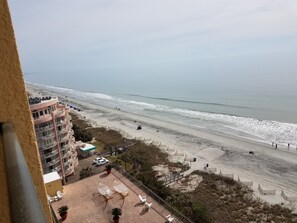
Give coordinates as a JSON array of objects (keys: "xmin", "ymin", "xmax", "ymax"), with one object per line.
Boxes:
[
  {"xmin": 56, "ymin": 120, "xmax": 66, "ymax": 127},
  {"xmin": 53, "ymin": 166, "xmax": 62, "ymax": 172},
  {"xmin": 63, "ymin": 159, "xmax": 73, "ymax": 167},
  {"xmin": 68, "ymin": 129, "xmax": 74, "ymax": 136},
  {"xmin": 43, "ymin": 150, "xmax": 58, "ymax": 159},
  {"xmin": 33, "ymin": 114, "xmax": 53, "ymax": 123},
  {"xmin": 59, "ymin": 135, "xmax": 69, "ymax": 143},
  {"xmin": 58, "ymin": 128, "xmax": 68, "ymax": 135},
  {"xmin": 63, "ymin": 151, "xmax": 72, "ymax": 159},
  {"xmin": 42, "ymin": 141, "xmax": 58, "ymax": 150},
  {"xmin": 55, "ymin": 109, "xmax": 65, "ymax": 118},
  {"xmin": 41, "ymin": 133, "xmax": 55, "ymax": 140},
  {"xmin": 36, "ymin": 124, "xmax": 54, "ymax": 132},
  {"xmin": 64, "ymin": 166, "xmax": 74, "ymax": 176},
  {"xmin": 61, "ymin": 144, "xmax": 70, "ymax": 152},
  {"xmin": 72, "ymin": 150, "xmax": 78, "ymax": 157},
  {"xmin": 46, "ymin": 158, "xmax": 60, "ymax": 167},
  {"xmin": 72, "ymin": 158, "xmax": 79, "ymax": 167}
]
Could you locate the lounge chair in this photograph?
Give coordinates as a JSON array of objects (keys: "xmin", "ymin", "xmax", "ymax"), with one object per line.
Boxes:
[
  {"xmin": 166, "ymin": 214, "xmax": 174, "ymax": 223},
  {"xmin": 47, "ymin": 195, "xmax": 54, "ymax": 203},
  {"xmin": 144, "ymin": 202, "xmax": 152, "ymax": 210},
  {"xmin": 138, "ymin": 195, "xmax": 146, "ymax": 203},
  {"xmin": 57, "ymin": 190, "xmax": 64, "ymax": 200}
]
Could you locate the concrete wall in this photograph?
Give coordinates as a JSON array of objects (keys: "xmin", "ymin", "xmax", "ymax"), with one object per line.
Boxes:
[
  {"xmin": 0, "ymin": 0, "xmax": 51, "ymax": 221},
  {"xmin": 45, "ymin": 180, "xmax": 63, "ymax": 197}
]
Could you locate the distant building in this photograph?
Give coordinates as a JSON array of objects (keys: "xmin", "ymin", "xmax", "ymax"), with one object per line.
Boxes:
[{"xmin": 29, "ymin": 96, "xmax": 79, "ymax": 183}]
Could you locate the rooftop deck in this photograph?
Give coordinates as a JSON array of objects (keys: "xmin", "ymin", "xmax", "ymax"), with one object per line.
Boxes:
[{"xmin": 52, "ymin": 170, "xmax": 175, "ymax": 223}]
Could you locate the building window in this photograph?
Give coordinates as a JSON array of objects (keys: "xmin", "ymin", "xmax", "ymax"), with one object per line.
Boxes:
[
  {"xmin": 32, "ymin": 111, "xmax": 39, "ymax": 119},
  {"xmin": 40, "ymin": 110, "xmax": 44, "ymax": 116},
  {"xmin": 45, "ymin": 109, "xmax": 48, "ymax": 115}
]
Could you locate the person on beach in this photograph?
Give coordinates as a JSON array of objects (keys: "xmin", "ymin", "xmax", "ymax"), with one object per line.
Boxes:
[
  {"xmin": 275, "ymin": 144, "xmax": 277, "ymax": 149},
  {"xmin": 288, "ymin": 143, "xmax": 290, "ymax": 149}
]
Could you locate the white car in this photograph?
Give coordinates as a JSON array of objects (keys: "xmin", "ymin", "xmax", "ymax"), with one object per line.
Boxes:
[
  {"xmin": 93, "ymin": 157, "xmax": 104, "ymax": 164},
  {"xmin": 95, "ymin": 158, "xmax": 109, "ymax": 166}
]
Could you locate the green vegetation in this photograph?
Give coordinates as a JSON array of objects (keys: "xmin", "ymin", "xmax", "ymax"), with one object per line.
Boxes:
[
  {"xmin": 58, "ymin": 205, "xmax": 69, "ymax": 216},
  {"xmin": 79, "ymin": 167, "xmax": 93, "ymax": 179},
  {"xmin": 73, "ymin": 124, "xmax": 92, "ymax": 142}
]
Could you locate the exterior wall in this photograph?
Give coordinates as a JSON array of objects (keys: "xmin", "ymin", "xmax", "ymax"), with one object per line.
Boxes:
[
  {"xmin": 30, "ymin": 99, "xmax": 79, "ymax": 183},
  {"xmin": 0, "ymin": 0, "xmax": 51, "ymax": 222},
  {"xmin": 45, "ymin": 180, "xmax": 63, "ymax": 197}
]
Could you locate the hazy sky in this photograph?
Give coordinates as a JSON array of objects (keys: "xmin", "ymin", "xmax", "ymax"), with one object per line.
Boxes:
[{"xmin": 9, "ymin": 0, "xmax": 297, "ymax": 82}]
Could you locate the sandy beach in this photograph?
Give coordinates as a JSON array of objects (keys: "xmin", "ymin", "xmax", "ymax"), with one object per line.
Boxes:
[{"xmin": 27, "ymin": 84, "xmax": 297, "ymax": 209}]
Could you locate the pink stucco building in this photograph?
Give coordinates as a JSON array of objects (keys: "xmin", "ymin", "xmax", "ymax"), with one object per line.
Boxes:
[{"xmin": 29, "ymin": 97, "xmax": 78, "ymax": 183}]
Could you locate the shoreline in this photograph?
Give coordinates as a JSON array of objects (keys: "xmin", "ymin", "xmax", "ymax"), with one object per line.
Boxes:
[{"xmin": 27, "ymin": 84, "xmax": 297, "ymax": 209}]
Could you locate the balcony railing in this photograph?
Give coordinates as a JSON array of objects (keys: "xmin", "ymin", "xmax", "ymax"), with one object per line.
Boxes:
[
  {"xmin": 42, "ymin": 141, "xmax": 57, "ymax": 150},
  {"xmin": 46, "ymin": 158, "xmax": 60, "ymax": 167},
  {"xmin": 72, "ymin": 150, "xmax": 78, "ymax": 157},
  {"xmin": 58, "ymin": 128, "xmax": 67, "ymax": 135},
  {"xmin": 72, "ymin": 158, "xmax": 79, "ymax": 167},
  {"xmin": 53, "ymin": 166, "xmax": 62, "ymax": 172},
  {"xmin": 63, "ymin": 159, "xmax": 72, "ymax": 167},
  {"xmin": 41, "ymin": 133, "xmax": 55, "ymax": 140},
  {"xmin": 36, "ymin": 124, "xmax": 54, "ymax": 132},
  {"xmin": 63, "ymin": 151, "xmax": 71, "ymax": 159},
  {"xmin": 65, "ymin": 166, "xmax": 74, "ymax": 176},
  {"xmin": 56, "ymin": 120, "xmax": 65, "ymax": 127},
  {"xmin": 68, "ymin": 129, "xmax": 74, "ymax": 135},
  {"xmin": 113, "ymin": 164, "xmax": 194, "ymax": 223},
  {"xmin": 59, "ymin": 136, "xmax": 69, "ymax": 143},
  {"xmin": 43, "ymin": 150, "xmax": 58, "ymax": 159},
  {"xmin": 1, "ymin": 123, "xmax": 49, "ymax": 223}
]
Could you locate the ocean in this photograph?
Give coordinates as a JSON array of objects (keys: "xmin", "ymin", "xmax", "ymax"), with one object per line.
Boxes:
[{"xmin": 27, "ymin": 74, "xmax": 297, "ymax": 148}]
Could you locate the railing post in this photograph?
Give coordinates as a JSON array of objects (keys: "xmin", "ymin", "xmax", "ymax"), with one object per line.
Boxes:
[{"xmin": 1, "ymin": 123, "xmax": 49, "ymax": 223}]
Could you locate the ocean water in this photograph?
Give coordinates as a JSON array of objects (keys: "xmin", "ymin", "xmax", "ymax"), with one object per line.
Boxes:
[{"xmin": 27, "ymin": 80, "xmax": 297, "ymax": 147}]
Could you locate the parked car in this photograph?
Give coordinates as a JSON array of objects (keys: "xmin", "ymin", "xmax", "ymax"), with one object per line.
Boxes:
[
  {"xmin": 93, "ymin": 156, "xmax": 104, "ymax": 164},
  {"xmin": 95, "ymin": 158, "xmax": 109, "ymax": 166}
]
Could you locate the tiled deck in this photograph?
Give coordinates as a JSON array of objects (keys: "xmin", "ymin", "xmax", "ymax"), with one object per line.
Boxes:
[{"xmin": 52, "ymin": 170, "xmax": 174, "ymax": 223}]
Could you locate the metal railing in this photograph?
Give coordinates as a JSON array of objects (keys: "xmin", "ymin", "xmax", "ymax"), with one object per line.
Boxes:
[
  {"xmin": 44, "ymin": 150, "xmax": 58, "ymax": 159},
  {"xmin": 36, "ymin": 124, "xmax": 54, "ymax": 132},
  {"xmin": 1, "ymin": 123, "xmax": 49, "ymax": 223},
  {"xmin": 50, "ymin": 204, "xmax": 59, "ymax": 223},
  {"xmin": 113, "ymin": 164, "xmax": 194, "ymax": 223},
  {"xmin": 42, "ymin": 141, "xmax": 58, "ymax": 150}
]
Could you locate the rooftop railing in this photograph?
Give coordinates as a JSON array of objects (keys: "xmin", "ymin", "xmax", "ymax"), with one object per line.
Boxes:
[
  {"xmin": 1, "ymin": 123, "xmax": 49, "ymax": 223},
  {"xmin": 113, "ymin": 164, "xmax": 194, "ymax": 223}
]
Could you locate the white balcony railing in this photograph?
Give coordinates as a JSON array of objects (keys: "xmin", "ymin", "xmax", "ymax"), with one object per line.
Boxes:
[
  {"xmin": 42, "ymin": 141, "xmax": 57, "ymax": 150},
  {"xmin": 36, "ymin": 124, "xmax": 54, "ymax": 132},
  {"xmin": 43, "ymin": 150, "xmax": 58, "ymax": 159}
]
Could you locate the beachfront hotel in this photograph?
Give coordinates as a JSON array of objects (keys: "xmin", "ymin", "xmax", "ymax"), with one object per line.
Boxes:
[{"xmin": 29, "ymin": 96, "xmax": 79, "ymax": 182}]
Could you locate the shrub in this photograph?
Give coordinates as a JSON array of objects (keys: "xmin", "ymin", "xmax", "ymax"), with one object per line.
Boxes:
[
  {"xmin": 79, "ymin": 167, "xmax": 93, "ymax": 179},
  {"xmin": 73, "ymin": 124, "xmax": 92, "ymax": 142}
]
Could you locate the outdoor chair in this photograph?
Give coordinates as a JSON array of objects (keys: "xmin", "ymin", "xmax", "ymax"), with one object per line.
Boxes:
[
  {"xmin": 166, "ymin": 214, "xmax": 175, "ymax": 223},
  {"xmin": 57, "ymin": 190, "xmax": 64, "ymax": 200},
  {"xmin": 144, "ymin": 202, "xmax": 152, "ymax": 210},
  {"xmin": 47, "ymin": 195, "xmax": 54, "ymax": 203},
  {"xmin": 138, "ymin": 195, "xmax": 147, "ymax": 203}
]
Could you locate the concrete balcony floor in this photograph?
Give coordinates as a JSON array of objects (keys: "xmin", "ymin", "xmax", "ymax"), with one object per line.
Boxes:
[{"xmin": 52, "ymin": 170, "xmax": 174, "ymax": 223}]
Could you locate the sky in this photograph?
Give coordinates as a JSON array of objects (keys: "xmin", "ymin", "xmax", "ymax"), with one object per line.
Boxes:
[{"xmin": 8, "ymin": 0, "xmax": 297, "ymax": 84}]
